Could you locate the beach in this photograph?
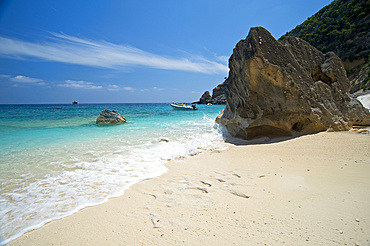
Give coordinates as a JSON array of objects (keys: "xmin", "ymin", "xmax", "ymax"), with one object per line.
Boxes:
[
  {"xmin": 1, "ymin": 0, "xmax": 369, "ymax": 245},
  {"xmin": 9, "ymin": 130, "xmax": 370, "ymax": 245},
  {"xmin": 0, "ymin": 103, "xmax": 226, "ymax": 244}
]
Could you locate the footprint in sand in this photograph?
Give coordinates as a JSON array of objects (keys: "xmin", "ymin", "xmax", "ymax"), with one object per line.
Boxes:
[
  {"xmin": 187, "ymin": 187, "xmax": 208, "ymax": 193},
  {"xmin": 149, "ymin": 213, "xmax": 161, "ymax": 228},
  {"xmin": 200, "ymin": 180, "xmax": 212, "ymax": 187},
  {"xmin": 232, "ymin": 173, "xmax": 241, "ymax": 178},
  {"xmin": 228, "ymin": 190, "xmax": 250, "ymax": 199}
]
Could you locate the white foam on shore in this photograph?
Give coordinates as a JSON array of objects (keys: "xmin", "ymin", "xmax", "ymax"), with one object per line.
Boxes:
[
  {"xmin": 0, "ymin": 114, "xmax": 227, "ymax": 245},
  {"xmin": 356, "ymin": 93, "xmax": 370, "ymax": 110}
]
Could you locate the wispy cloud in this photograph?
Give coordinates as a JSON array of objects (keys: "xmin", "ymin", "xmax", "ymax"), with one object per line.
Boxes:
[
  {"xmin": 139, "ymin": 87, "xmax": 165, "ymax": 92},
  {"xmin": 152, "ymin": 86, "xmax": 164, "ymax": 91},
  {"xmin": 5, "ymin": 75, "xmax": 47, "ymax": 86},
  {"xmin": 107, "ymin": 84, "xmax": 135, "ymax": 92},
  {"xmin": 123, "ymin": 86, "xmax": 135, "ymax": 91},
  {"xmin": 106, "ymin": 85, "xmax": 164, "ymax": 93},
  {"xmin": 10, "ymin": 75, "xmax": 44, "ymax": 83},
  {"xmin": 0, "ymin": 33, "xmax": 228, "ymax": 74},
  {"xmin": 2, "ymin": 74, "xmax": 166, "ymax": 93},
  {"xmin": 57, "ymin": 80, "xmax": 103, "ymax": 90},
  {"xmin": 216, "ymin": 55, "xmax": 229, "ymax": 63},
  {"xmin": 107, "ymin": 84, "xmax": 121, "ymax": 91}
]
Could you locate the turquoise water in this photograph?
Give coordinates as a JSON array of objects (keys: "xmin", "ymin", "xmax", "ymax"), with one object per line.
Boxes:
[{"xmin": 0, "ymin": 103, "xmax": 226, "ymax": 244}]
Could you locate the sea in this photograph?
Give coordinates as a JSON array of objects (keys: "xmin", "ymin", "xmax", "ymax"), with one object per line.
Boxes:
[{"xmin": 0, "ymin": 103, "xmax": 227, "ymax": 245}]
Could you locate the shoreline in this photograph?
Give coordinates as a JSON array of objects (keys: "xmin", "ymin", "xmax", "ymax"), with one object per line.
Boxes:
[{"xmin": 9, "ymin": 130, "xmax": 370, "ymax": 245}]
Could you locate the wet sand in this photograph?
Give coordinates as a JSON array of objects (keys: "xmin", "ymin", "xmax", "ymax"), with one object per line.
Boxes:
[{"xmin": 10, "ymin": 130, "xmax": 370, "ymax": 245}]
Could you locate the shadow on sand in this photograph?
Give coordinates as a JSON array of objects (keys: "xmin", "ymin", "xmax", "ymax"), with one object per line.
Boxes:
[{"xmin": 224, "ymin": 132, "xmax": 322, "ymax": 146}]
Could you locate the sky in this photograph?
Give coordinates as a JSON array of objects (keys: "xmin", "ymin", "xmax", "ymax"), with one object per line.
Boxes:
[{"xmin": 0, "ymin": 0, "xmax": 333, "ymax": 104}]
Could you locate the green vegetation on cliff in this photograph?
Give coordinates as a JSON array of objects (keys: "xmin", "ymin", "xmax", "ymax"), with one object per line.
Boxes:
[{"xmin": 279, "ymin": 0, "xmax": 369, "ymax": 91}]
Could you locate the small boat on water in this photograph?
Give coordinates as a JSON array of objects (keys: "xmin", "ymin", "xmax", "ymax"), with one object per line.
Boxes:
[
  {"xmin": 72, "ymin": 101, "xmax": 78, "ymax": 104},
  {"xmin": 170, "ymin": 103, "xmax": 198, "ymax": 110}
]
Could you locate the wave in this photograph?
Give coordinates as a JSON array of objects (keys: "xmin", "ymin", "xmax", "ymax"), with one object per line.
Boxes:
[{"xmin": 0, "ymin": 113, "xmax": 227, "ymax": 245}]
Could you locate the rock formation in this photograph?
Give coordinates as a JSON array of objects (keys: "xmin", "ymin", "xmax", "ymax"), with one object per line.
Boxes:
[
  {"xmin": 350, "ymin": 59, "xmax": 370, "ymax": 93},
  {"xmin": 216, "ymin": 27, "xmax": 370, "ymax": 140},
  {"xmin": 279, "ymin": 0, "xmax": 369, "ymax": 87},
  {"xmin": 210, "ymin": 82, "xmax": 227, "ymax": 104},
  {"xmin": 196, "ymin": 82, "xmax": 227, "ymax": 104},
  {"xmin": 198, "ymin": 91, "xmax": 212, "ymax": 104},
  {"xmin": 96, "ymin": 109, "xmax": 126, "ymax": 124}
]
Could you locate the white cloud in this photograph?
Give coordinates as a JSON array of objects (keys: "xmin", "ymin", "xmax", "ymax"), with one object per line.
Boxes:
[
  {"xmin": 10, "ymin": 75, "xmax": 44, "ymax": 83},
  {"xmin": 106, "ymin": 85, "xmax": 135, "ymax": 91},
  {"xmin": 107, "ymin": 84, "xmax": 121, "ymax": 91},
  {"xmin": 216, "ymin": 55, "xmax": 229, "ymax": 63},
  {"xmin": 152, "ymin": 86, "xmax": 164, "ymax": 91},
  {"xmin": 0, "ymin": 33, "xmax": 229, "ymax": 74},
  {"xmin": 139, "ymin": 87, "xmax": 165, "ymax": 92},
  {"xmin": 7, "ymin": 75, "xmax": 46, "ymax": 86},
  {"xmin": 3, "ymin": 74, "xmax": 169, "ymax": 92},
  {"xmin": 58, "ymin": 80, "xmax": 103, "ymax": 90},
  {"xmin": 122, "ymin": 86, "xmax": 135, "ymax": 91}
]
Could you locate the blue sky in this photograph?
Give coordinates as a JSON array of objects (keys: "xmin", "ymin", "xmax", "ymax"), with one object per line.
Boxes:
[{"xmin": 0, "ymin": 0, "xmax": 332, "ymax": 104}]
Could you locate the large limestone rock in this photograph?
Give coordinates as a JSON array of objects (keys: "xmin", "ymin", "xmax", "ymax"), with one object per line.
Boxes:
[
  {"xmin": 216, "ymin": 27, "xmax": 370, "ymax": 140},
  {"xmin": 96, "ymin": 109, "xmax": 126, "ymax": 124}
]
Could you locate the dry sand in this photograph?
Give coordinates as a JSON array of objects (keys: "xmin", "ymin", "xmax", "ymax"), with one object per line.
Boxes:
[{"xmin": 10, "ymin": 130, "xmax": 370, "ymax": 245}]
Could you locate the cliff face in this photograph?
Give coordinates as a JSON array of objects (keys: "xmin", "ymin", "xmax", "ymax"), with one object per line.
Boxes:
[
  {"xmin": 216, "ymin": 27, "xmax": 370, "ymax": 140},
  {"xmin": 350, "ymin": 59, "xmax": 370, "ymax": 93},
  {"xmin": 211, "ymin": 82, "xmax": 227, "ymax": 104}
]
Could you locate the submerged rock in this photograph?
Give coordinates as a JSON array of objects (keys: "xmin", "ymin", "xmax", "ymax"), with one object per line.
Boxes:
[
  {"xmin": 216, "ymin": 27, "xmax": 370, "ymax": 140},
  {"xmin": 96, "ymin": 109, "xmax": 126, "ymax": 124}
]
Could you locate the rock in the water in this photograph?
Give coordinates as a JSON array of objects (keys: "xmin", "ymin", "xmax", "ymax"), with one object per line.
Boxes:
[
  {"xmin": 96, "ymin": 109, "xmax": 126, "ymax": 124},
  {"xmin": 196, "ymin": 82, "xmax": 227, "ymax": 105},
  {"xmin": 198, "ymin": 91, "xmax": 212, "ymax": 104},
  {"xmin": 216, "ymin": 27, "xmax": 370, "ymax": 140},
  {"xmin": 210, "ymin": 82, "xmax": 227, "ymax": 104}
]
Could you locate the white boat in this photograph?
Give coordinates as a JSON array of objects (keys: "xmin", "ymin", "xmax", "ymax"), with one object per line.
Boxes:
[{"xmin": 170, "ymin": 103, "xmax": 198, "ymax": 110}]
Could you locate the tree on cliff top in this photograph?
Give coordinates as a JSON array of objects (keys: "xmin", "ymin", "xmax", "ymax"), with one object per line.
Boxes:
[{"xmin": 279, "ymin": 0, "xmax": 369, "ymax": 88}]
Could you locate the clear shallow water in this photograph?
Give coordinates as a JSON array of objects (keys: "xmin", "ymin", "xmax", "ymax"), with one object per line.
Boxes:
[{"xmin": 0, "ymin": 103, "xmax": 226, "ymax": 244}]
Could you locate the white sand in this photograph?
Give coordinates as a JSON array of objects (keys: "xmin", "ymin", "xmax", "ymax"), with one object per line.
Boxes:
[{"xmin": 10, "ymin": 130, "xmax": 370, "ymax": 245}]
